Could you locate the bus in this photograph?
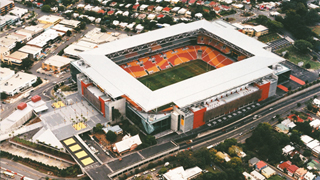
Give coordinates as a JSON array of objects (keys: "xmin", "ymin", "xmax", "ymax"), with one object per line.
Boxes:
[{"xmin": 3, "ymin": 171, "xmax": 15, "ymax": 178}]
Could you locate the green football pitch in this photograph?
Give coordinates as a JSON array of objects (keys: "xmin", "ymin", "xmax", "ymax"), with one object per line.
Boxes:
[{"xmin": 138, "ymin": 60, "xmax": 215, "ymax": 91}]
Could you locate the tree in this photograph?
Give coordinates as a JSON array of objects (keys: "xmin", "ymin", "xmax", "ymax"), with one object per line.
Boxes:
[
  {"xmin": 93, "ymin": 123, "xmax": 104, "ymax": 133},
  {"xmin": 100, "ymin": 26, "xmax": 106, "ymax": 32},
  {"xmin": 303, "ymin": 149, "xmax": 312, "ymax": 157},
  {"xmin": 41, "ymin": 5, "xmax": 51, "ymax": 13},
  {"xmin": 26, "ymin": 1, "xmax": 33, "ymax": 7},
  {"xmin": 267, "ymin": 20, "xmax": 283, "ymax": 33},
  {"xmin": 295, "ymin": 40, "xmax": 313, "ymax": 53},
  {"xmin": 158, "ymin": 167, "xmax": 167, "ymax": 174},
  {"xmin": 32, "ymin": 77, "xmax": 43, "ymax": 87},
  {"xmin": 112, "ymin": 108, "xmax": 121, "ymax": 121},
  {"xmin": 305, "ymin": 63, "xmax": 311, "ymax": 69},
  {"xmin": 80, "ymin": 21, "xmax": 86, "ymax": 29},
  {"xmin": 1, "ymin": 92, "xmax": 8, "ymax": 100},
  {"xmin": 58, "ymin": 6, "xmax": 65, "ymax": 12},
  {"xmin": 106, "ymin": 131, "xmax": 117, "ymax": 142},
  {"xmin": 66, "ymin": 30, "xmax": 72, "ymax": 37},
  {"xmin": 21, "ymin": 58, "xmax": 34, "ymax": 70}
]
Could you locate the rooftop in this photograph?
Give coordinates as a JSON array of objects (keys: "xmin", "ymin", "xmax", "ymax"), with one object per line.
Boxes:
[
  {"xmin": 38, "ymin": 15, "xmax": 63, "ymax": 23},
  {"xmin": 0, "ymin": 67, "xmax": 14, "ymax": 82},
  {"xmin": 163, "ymin": 166, "xmax": 202, "ymax": 180},
  {"xmin": 0, "ymin": 0, "xmax": 14, "ymax": 8},
  {"xmin": 43, "ymin": 55, "xmax": 73, "ymax": 68},
  {"xmin": 76, "ymin": 20, "xmax": 284, "ymax": 112},
  {"xmin": 27, "ymin": 29, "xmax": 63, "ymax": 48},
  {"xmin": 0, "ymin": 72, "xmax": 36, "ymax": 93}
]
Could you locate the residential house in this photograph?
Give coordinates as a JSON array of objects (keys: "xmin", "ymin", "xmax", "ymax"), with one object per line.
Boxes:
[
  {"xmin": 277, "ymin": 161, "xmax": 292, "ymax": 172},
  {"xmin": 250, "ymin": 170, "xmax": 266, "ymax": 180},
  {"xmin": 304, "ymin": 171, "xmax": 316, "ymax": 180},
  {"xmin": 249, "ymin": 157, "xmax": 260, "ymax": 167},
  {"xmin": 307, "ymin": 160, "xmax": 320, "ymax": 171},
  {"xmin": 275, "ymin": 123, "xmax": 289, "ymax": 134},
  {"xmin": 294, "ymin": 168, "xmax": 307, "ymax": 180},
  {"xmin": 243, "ymin": 172, "xmax": 257, "ymax": 180},
  {"xmin": 255, "ymin": 161, "xmax": 267, "ymax": 171},
  {"xmin": 282, "ymin": 145, "xmax": 295, "ymax": 155},
  {"xmin": 112, "ymin": 134, "xmax": 142, "ymax": 154},
  {"xmin": 301, "ymin": 135, "xmax": 314, "ymax": 145},
  {"xmin": 107, "ymin": 10, "xmax": 115, "ymax": 15},
  {"xmin": 287, "ymin": 165, "xmax": 299, "ymax": 177},
  {"xmin": 148, "ymin": 5, "xmax": 155, "ymax": 11},
  {"xmin": 216, "ymin": 151, "xmax": 231, "ymax": 162},
  {"xmin": 261, "ymin": 167, "xmax": 276, "ymax": 178}
]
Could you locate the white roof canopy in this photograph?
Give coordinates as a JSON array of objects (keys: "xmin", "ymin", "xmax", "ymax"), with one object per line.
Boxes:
[{"xmin": 76, "ymin": 20, "xmax": 284, "ymax": 112}]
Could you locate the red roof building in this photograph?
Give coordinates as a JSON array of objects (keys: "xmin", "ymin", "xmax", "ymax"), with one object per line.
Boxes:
[
  {"xmin": 277, "ymin": 161, "xmax": 292, "ymax": 171},
  {"xmin": 209, "ymin": 1, "xmax": 218, "ymax": 7},
  {"xmin": 162, "ymin": 7, "xmax": 171, "ymax": 12},
  {"xmin": 213, "ymin": 6, "xmax": 221, "ymax": 13},
  {"xmin": 107, "ymin": 10, "xmax": 115, "ymax": 15},
  {"xmin": 181, "ymin": 0, "xmax": 188, "ymax": 3},
  {"xmin": 196, "ymin": 0, "xmax": 204, "ymax": 5},
  {"xmin": 221, "ymin": 5, "xmax": 231, "ymax": 10},
  {"xmin": 157, "ymin": 14, "xmax": 165, "ymax": 18},
  {"xmin": 188, "ymin": 0, "xmax": 196, "ymax": 5},
  {"xmin": 132, "ymin": 4, "xmax": 140, "ymax": 10},
  {"xmin": 148, "ymin": 5, "xmax": 155, "ymax": 11},
  {"xmin": 109, "ymin": 2, "xmax": 117, "ymax": 6},
  {"xmin": 256, "ymin": 161, "xmax": 267, "ymax": 171},
  {"xmin": 31, "ymin": 95, "xmax": 41, "ymax": 103},
  {"xmin": 17, "ymin": 102, "xmax": 27, "ymax": 110},
  {"xmin": 98, "ymin": 9, "xmax": 105, "ymax": 14},
  {"xmin": 287, "ymin": 165, "xmax": 299, "ymax": 176}
]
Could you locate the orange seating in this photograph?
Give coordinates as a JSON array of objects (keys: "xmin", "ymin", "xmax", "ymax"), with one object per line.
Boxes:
[
  {"xmin": 222, "ymin": 46, "xmax": 231, "ymax": 54},
  {"xmin": 157, "ymin": 59, "xmax": 170, "ymax": 70},
  {"xmin": 167, "ymin": 54, "xmax": 183, "ymax": 66}
]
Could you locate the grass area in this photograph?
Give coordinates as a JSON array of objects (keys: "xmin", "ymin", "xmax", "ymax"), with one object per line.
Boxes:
[
  {"xmin": 258, "ymin": 33, "xmax": 281, "ymax": 43},
  {"xmin": 138, "ymin": 60, "xmax": 215, "ymax": 91},
  {"xmin": 309, "ymin": 25, "xmax": 320, "ymax": 35},
  {"xmin": 276, "ymin": 46, "xmax": 320, "ymax": 69},
  {"xmin": 204, "ymin": 165, "xmax": 220, "ymax": 173},
  {"xmin": 268, "ymin": 175, "xmax": 286, "ymax": 180}
]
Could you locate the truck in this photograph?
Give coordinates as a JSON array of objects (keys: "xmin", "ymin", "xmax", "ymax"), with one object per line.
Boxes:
[{"xmin": 164, "ymin": 162, "xmax": 170, "ymax": 167}]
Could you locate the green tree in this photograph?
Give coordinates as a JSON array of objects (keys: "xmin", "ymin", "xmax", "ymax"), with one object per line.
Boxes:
[
  {"xmin": 303, "ymin": 149, "xmax": 312, "ymax": 157},
  {"xmin": 21, "ymin": 58, "xmax": 34, "ymax": 70},
  {"xmin": 93, "ymin": 123, "xmax": 104, "ymax": 133},
  {"xmin": 58, "ymin": 6, "xmax": 65, "ymax": 12},
  {"xmin": 305, "ymin": 63, "xmax": 311, "ymax": 69},
  {"xmin": 112, "ymin": 108, "xmax": 121, "ymax": 121},
  {"xmin": 41, "ymin": 5, "xmax": 51, "ymax": 13},
  {"xmin": 66, "ymin": 30, "xmax": 72, "ymax": 37},
  {"xmin": 267, "ymin": 20, "xmax": 283, "ymax": 32},
  {"xmin": 158, "ymin": 167, "xmax": 167, "ymax": 174},
  {"xmin": 106, "ymin": 131, "xmax": 117, "ymax": 142},
  {"xmin": 295, "ymin": 40, "xmax": 313, "ymax": 53},
  {"xmin": 100, "ymin": 26, "xmax": 107, "ymax": 32},
  {"xmin": 1, "ymin": 92, "xmax": 8, "ymax": 100}
]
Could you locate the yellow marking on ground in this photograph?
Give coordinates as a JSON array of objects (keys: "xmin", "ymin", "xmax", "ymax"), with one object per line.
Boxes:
[
  {"xmin": 73, "ymin": 122, "xmax": 86, "ymax": 130},
  {"xmin": 81, "ymin": 157, "xmax": 94, "ymax": 166},
  {"xmin": 64, "ymin": 138, "xmax": 76, "ymax": 145},
  {"xmin": 75, "ymin": 150, "xmax": 88, "ymax": 159},
  {"xmin": 69, "ymin": 144, "xmax": 81, "ymax": 152}
]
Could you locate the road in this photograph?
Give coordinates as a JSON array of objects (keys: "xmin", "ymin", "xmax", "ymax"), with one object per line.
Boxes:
[{"xmin": 0, "ymin": 158, "xmax": 80, "ymax": 180}]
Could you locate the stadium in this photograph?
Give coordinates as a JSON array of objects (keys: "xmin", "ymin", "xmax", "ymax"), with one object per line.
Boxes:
[{"xmin": 70, "ymin": 20, "xmax": 290, "ymax": 135}]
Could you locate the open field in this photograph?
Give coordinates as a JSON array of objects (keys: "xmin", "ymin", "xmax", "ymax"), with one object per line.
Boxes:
[{"xmin": 138, "ymin": 60, "xmax": 215, "ymax": 91}]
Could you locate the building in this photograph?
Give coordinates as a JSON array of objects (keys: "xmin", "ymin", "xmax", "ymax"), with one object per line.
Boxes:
[
  {"xmin": 0, "ymin": 36, "xmax": 16, "ymax": 50},
  {"xmin": 216, "ymin": 151, "xmax": 231, "ymax": 162},
  {"xmin": 64, "ymin": 40, "xmax": 98, "ymax": 59},
  {"xmin": 0, "ymin": 71, "xmax": 37, "ymax": 96},
  {"xmin": 3, "ymin": 51, "xmax": 28, "ymax": 65},
  {"xmin": 0, "ymin": 0, "xmax": 14, "ymax": 15},
  {"xmin": 102, "ymin": 125, "xmax": 123, "ymax": 135},
  {"xmin": 252, "ymin": 25, "xmax": 269, "ymax": 37},
  {"xmin": 27, "ymin": 29, "xmax": 63, "ymax": 48},
  {"xmin": 287, "ymin": 165, "xmax": 299, "ymax": 177},
  {"xmin": 0, "ymin": 14, "xmax": 19, "ymax": 30},
  {"xmin": 18, "ymin": 45, "xmax": 42, "ymax": 59},
  {"xmin": 9, "ymin": 7, "xmax": 28, "ymax": 17},
  {"xmin": 38, "ymin": 15, "xmax": 63, "ymax": 25},
  {"xmin": 304, "ymin": 171, "xmax": 316, "ymax": 180},
  {"xmin": 277, "ymin": 161, "xmax": 292, "ymax": 172},
  {"xmin": 42, "ymin": 55, "xmax": 73, "ymax": 73},
  {"xmin": 0, "ymin": 102, "xmax": 33, "ymax": 133},
  {"xmin": 0, "ymin": 67, "xmax": 14, "ymax": 82},
  {"xmin": 307, "ymin": 139, "xmax": 320, "ymax": 151},
  {"xmin": 163, "ymin": 166, "xmax": 202, "ymax": 180},
  {"xmin": 59, "ymin": 19, "xmax": 80, "ymax": 28},
  {"xmin": 275, "ymin": 123, "xmax": 289, "ymax": 134},
  {"xmin": 301, "ymin": 135, "xmax": 314, "ymax": 145},
  {"xmin": 32, "ymin": 128, "xmax": 65, "ymax": 152},
  {"xmin": 310, "ymin": 119, "xmax": 320, "ymax": 129},
  {"xmin": 243, "ymin": 172, "xmax": 257, "ymax": 180},
  {"xmin": 112, "ymin": 134, "xmax": 142, "ymax": 154},
  {"xmin": 250, "ymin": 170, "xmax": 266, "ymax": 180},
  {"xmin": 294, "ymin": 168, "xmax": 307, "ymax": 180},
  {"xmin": 281, "ymin": 119, "xmax": 296, "ymax": 129},
  {"xmin": 255, "ymin": 161, "xmax": 267, "ymax": 171},
  {"xmin": 282, "ymin": 145, "xmax": 295, "ymax": 155},
  {"xmin": 261, "ymin": 166, "xmax": 276, "ymax": 178},
  {"xmin": 71, "ymin": 20, "xmax": 286, "ymax": 135},
  {"xmin": 51, "ymin": 24, "xmax": 72, "ymax": 33}
]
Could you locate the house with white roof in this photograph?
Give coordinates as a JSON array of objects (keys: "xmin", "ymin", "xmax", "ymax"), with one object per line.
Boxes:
[
  {"xmin": 113, "ymin": 134, "xmax": 142, "ymax": 154},
  {"xmin": 163, "ymin": 166, "xmax": 202, "ymax": 180}
]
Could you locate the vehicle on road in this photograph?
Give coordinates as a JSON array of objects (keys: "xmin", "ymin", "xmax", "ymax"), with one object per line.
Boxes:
[
  {"xmin": 239, "ymin": 132, "xmax": 243, "ymax": 136},
  {"xmin": 143, "ymin": 171, "xmax": 149, "ymax": 175},
  {"xmin": 3, "ymin": 171, "xmax": 15, "ymax": 178},
  {"xmin": 186, "ymin": 140, "xmax": 193, "ymax": 144},
  {"xmin": 164, "ymin": 162, "xmax": 170, "ymax": 167},
  {"xmin": 151, "ymin": 168, "xmax": 156, "ymax": 172}
]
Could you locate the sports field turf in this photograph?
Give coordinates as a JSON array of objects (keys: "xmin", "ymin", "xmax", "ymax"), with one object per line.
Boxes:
[{"xmin": 138, "ymin": 60, "xmax": 215, "ymax": 91}]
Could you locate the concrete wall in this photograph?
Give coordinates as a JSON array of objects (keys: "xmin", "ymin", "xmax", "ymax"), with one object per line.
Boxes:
[
  {"xmin": 182, "ymin": 113, "xmax": 194, "ymax": 132},
  {"xmin": 109, "ymin": 98, "xmax": 126, "ymax": 124}
]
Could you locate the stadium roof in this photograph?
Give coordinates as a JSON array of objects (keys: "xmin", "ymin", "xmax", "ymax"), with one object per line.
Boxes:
[{"xmin": 76, "ymin": 20, "xmax": 284, "ymax": 112}]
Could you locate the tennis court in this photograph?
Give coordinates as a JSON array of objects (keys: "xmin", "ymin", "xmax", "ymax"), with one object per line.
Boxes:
[{"xmin": 138, "ymin": 60, "xmax": 215, "ymax": 91}]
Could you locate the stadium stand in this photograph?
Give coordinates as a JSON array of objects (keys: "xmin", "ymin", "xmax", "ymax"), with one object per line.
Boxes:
[
  {"xmin": 237, "ymin": 55, "xmax": 247, "ymax": 61},
  {"xmin": 120, "ymin": 44, "xmax": 234, "ymax": 78}
]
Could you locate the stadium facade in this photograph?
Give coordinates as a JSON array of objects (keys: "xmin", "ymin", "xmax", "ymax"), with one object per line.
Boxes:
[{"xmin": 70, "ymin": 20, "xmax": 290, "ymax": 134}]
